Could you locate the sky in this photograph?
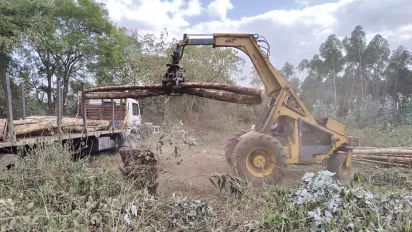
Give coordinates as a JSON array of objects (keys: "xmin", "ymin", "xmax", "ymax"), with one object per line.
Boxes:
[{"xmin": 98, "ymin": 0, "xmax": 412, "ymax": 83}]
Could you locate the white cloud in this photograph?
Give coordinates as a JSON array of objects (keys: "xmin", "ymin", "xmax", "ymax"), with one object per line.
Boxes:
[
  {"xmin": 100, "ymin": 0, "xmax": 204, "ymax": 34},
  {"xmin": 207, "ymin": 0, "xmax": 233, "ymax": 21},
  {"xmin": 183, "ymin": 0, "xmax": 203, "ymax": 17},
  {"xmin": 100, "ymin": 0, "xmax": 412, "ymax": 78},
  {"xmin": 186, "ymin": 0, "xmax": 411, "ymax": 68},
  {"xmin": 295, "ymin": 0, "xmax": 311, "ymax": 7}
]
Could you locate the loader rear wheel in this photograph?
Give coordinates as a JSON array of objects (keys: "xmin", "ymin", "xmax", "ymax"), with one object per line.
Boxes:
[
  {"xmin": 326, "ymin": 153, "xmax": 351, "ymax": 180},
  {"xmin": 0, "ymin": 154, "xmax": 21, "ymax": 175},
  {"xmin": 225, "ymin": 130, "xmax": 249, "ymax": 167},
  {"xmin": 232, "ymin": 133, "xmax": 286, "ymax": 186}
]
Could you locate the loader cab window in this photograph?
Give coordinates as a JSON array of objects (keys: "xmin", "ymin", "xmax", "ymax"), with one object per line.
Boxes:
[
  {"xmin": 300, "ymin": 121, "xmax": 332, "ymax": 146},
  {"xmin": 132, "ymin": 103, "xmax": 139, "ymax": 116}
]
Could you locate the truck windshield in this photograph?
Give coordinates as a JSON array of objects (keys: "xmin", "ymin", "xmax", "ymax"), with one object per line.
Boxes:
[{"xmin": 132, "ymin": 103, "xmax": 139, "ymax": 116}]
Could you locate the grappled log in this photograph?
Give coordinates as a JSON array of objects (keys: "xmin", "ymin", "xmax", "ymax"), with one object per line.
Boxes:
[
  {"xmin": 179, "ymin": 88, "xmax": 262, "ymax": 104},
  {"xmin": 84, "ymin": 82, "xmax": 264, "ymax": 105},
  {"xmin": 85, "ymin": 82, "xmax": 264, "ymax": 96}
]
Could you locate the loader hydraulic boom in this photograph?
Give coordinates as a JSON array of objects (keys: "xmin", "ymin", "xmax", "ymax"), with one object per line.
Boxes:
[{"xmin": 166, "ymin": 33, "xmax": 318, "ymax": 130}]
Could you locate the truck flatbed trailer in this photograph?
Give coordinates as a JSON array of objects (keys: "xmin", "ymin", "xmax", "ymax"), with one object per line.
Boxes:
[{"xmin": 0, "ymin": 69, "xmax": 143, "ymax": 173}]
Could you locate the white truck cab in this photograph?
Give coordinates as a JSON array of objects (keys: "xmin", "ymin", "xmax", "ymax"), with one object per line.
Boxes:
[
  {"xmin": 87, "ymin": 98, "xmax": 141, "ymax": 127},
  {"xmin": 126, "ymin": 98, "xmax": 142, "ymax": 126}
]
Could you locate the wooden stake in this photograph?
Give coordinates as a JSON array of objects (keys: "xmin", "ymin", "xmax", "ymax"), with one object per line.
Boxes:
[
  {"xmin": 2, "ymin": 68, "xmax": 15, "ymax": 143},
  {"xmin": 20, "ymin": 82, "xmax": 26, "ymax": 120}
]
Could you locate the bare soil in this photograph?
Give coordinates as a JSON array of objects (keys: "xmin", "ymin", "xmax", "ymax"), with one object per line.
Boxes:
[{"xmin": 87, "ymin": 131, "xmax": 332, "ymax": 199}]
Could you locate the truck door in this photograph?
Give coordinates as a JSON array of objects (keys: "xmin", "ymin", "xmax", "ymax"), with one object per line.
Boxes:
[{"xmin": 127, "ymin": 99, "xmax": 142, "ymax": 126}]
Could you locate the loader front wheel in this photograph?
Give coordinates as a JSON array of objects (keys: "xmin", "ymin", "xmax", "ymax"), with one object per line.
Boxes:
[
  {"xmin": 225, "ymin": 130, "xmax": 249, "ymax": 167},
  {"xmin": 232, "ymin": 133, "xmax": 286, "ymax": 186},
  {"xmin": 326, "ymin": 153, "xmax": 352, "ymax": 180}
]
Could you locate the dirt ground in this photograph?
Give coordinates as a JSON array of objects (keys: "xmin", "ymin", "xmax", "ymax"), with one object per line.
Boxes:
[
  {"xmin": 87, "ymin": 131, "xmax": 333, "ymax": 198},
  {"xmin": 87, "ymin": 129, "xmax": 412, "ymax": 201}
]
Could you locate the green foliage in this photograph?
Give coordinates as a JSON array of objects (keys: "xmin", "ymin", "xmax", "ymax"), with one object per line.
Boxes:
[
  {"xmin": 209, "ymin": 173, "xmax": 247, "ymax": 199},
  {"xmin": 0, "ymin": 0, "xmax": 53, "ymax": 55},
  {"xmin": 292, "ymin": 25, "xmax": 412, "ymax": 125}
]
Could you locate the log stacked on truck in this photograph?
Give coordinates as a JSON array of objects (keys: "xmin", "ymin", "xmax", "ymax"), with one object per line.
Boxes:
[
  {"xmin": 1, "ymin": 117, "xmax": 111, "ymax": 138},
  {"xmin": 0, "ymin": 119, "xmax": 7, "ymax": 140}
]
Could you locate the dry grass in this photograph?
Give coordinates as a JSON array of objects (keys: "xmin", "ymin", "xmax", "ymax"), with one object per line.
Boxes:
[{"xmin": 1, "ymin": 121, "xmax": 412, "ymax": 231}]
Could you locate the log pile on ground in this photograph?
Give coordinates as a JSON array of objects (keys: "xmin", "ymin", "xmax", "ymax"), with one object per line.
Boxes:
[
  {"xmin": 353, "ymin": 147, "xmax": 412, "ymax": 167},
  {"xmin": 84, "ymin": 82, "xmax": 264, "ymax": 105}
]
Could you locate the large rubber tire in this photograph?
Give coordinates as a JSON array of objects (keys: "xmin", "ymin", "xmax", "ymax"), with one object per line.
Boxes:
[
  {"xmin": 232, "ymin": 133, "xmax": 286, "ymax": 186},
  {"xmin": 225, "ymin": 130, "xmax": 249, "ymax": 167},
  {"xmin": 0, "ymin": 154, "xmax": 21, "ymax": 175},
  {"xmin": 326, "ymin": 153, "xmax": 352, "ymax": 180}
]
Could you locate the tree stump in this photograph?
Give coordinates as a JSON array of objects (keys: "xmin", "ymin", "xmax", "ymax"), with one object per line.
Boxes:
[{"xmin": 119, "ymin": 148, "xmax": 159, "ymax": 195}]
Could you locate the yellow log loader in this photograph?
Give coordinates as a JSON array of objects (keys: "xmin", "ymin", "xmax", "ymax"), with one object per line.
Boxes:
[{"xmin": 162, "ymin": 33, "xmax": 359, "ymax": 186}]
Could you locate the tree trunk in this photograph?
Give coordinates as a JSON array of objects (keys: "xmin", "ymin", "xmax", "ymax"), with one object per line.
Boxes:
[
  {"xmin": 63, "ymin": 76, "xmax": 69, "ymax": 115},
  {"xmin": 47, "ymin": 67, "xmax": 53, "ymax": 115}
]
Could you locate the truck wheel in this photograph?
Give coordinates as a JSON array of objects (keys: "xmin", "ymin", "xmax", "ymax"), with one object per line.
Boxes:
[
  {"xmin": 326, "ymin": 153, "xmax": 351, "ymax": 180},
  {"xmin": 225, "ymin": 130, "xmax": 249, "ymax": 167},
  {"xmin": 0, "ymin": 154, "xmax": 21, "ymax": 174},
  {"xmin": 232, "ymin": 133, "xmax": 286, "ymax": 186}
]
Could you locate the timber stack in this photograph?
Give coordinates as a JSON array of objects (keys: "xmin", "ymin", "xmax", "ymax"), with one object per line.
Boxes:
[{"xmin": 352, "ymin": 147, "xmax": 412, "ymax": 167}]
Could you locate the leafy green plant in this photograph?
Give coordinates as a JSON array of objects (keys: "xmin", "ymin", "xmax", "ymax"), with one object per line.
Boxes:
[{"xmin": 209, "ymin": 173, "xmax": 248, "ymax": 199}]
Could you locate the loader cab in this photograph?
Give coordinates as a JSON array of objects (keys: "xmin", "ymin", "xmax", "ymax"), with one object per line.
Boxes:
[{"xmin": 268, "ymin": 115, "xmax": 333, "ymax": 162}]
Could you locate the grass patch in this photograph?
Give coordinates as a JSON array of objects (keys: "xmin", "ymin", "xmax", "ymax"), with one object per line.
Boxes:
[
  {"xmin": 348, "ymin": 125, "xmax": 412, "ymax": 147},
  {"xmin": 1, "ymin": 124, "xmax": 412, "ymax": 231}
]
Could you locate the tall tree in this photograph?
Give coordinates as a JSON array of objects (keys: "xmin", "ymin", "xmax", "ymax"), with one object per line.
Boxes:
[
  {"xmin": 363, "ymin": 34, "xmax": 390, "ymax": 100},
  {"xmin": 249, "ymin": 68, "xmax": 263, "ymax": 89},
  {"xmin": 384, "ymin": 46, "xmax": 412, "ymax": 119},
  {"xmin": 320, "ymin": 34, "xmax": 344, "ymax": 108},
  {"xmin": 300, "ymin": 54, "xmax": 325, "ymax": 111},
  {"xmin": 343, "ymin": 25, "xmax": 367, "ymax": 102},
  {"xmin": 279, "ymin": 62, "xmax": 295, "ymax": 82},
  {"xmin": 39, "ymin": 0, "xmax": 118, "ymax": 114}
]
